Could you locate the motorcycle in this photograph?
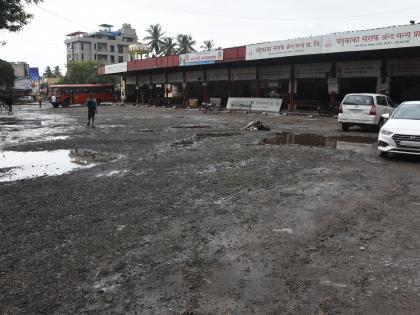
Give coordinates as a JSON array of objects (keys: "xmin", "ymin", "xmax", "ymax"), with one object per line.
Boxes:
[
  {"xmin": 317, "ymin": 104, "xmax": 338, "ymax": 116},
  {"xmin": 200, "ymin": 102, "xmax": 217, "ymax": 113}
]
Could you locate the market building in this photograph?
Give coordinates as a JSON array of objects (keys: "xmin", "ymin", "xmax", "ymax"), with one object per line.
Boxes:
[{"xmin": 99, "ymin": 23, "xmax": 420, "ymax": 110}]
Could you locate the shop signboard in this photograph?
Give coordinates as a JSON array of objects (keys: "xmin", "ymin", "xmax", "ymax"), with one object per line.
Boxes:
[
  {"xmin": 13, "ymin": 78, "xmax": 32, "ymax": 90},
  {"xmin": 260, "ymin": 65, "xmax": 291, "ymax": 80},
  {"xmin": 328, "ymin": 78, "xmax": 339, "ymax": 93},
  {"xmin": 167, "ymin": 72, "xmax": 184, "ymax": 83},
  {"xmin": 388, "ymin": 58, "xmax": 420, "ymax": 76},
  {"xmin": 295, "ymin": 63, "xmax": 332, "ymax": 78},
  {"xmin": 207, "ymin": 69, "xmax": 229, "ymax": 81},
  {"xmin": 336, "ymin": 60, "xmax": 381, "ymax": 78},
  {"xmin": 227, "ymin": 97, "xmax": 283, "ymax": 113},
  {"xmin": 151, "ymin": 74, "xmax": 166, "ymax": 84},
  {"xmin": 185, "ymin": 71, "xmax": 204, "ymax": 82},
  {"xmin": 323, "ymin": 24, "xmax": 420, "ymax": 54},
  {"xmin": 179, "ymin": 50, "xmax": 223, "ymax": 66},
  {"xmin": 231, "ymin": 68, "xmax": 257, "ymax": 81},
  {"xmin": 104, "ymin": 62, "xmax": 127, "ymax": 74}
]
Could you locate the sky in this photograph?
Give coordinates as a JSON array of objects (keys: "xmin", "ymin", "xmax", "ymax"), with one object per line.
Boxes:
[{"xmin": 1, "ymin": 0, "xmax": 420, "ymax": 75}]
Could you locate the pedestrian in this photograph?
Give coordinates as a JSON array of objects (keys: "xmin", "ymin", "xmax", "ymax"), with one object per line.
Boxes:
[
  {"xmin": 5, "ymin": 96, "xmax": 13, "ymax": 115},
  {"xmin": 51, "ymin": 94, "xmax": 57, "ymax": 108},
  {"xmin": 38, "ymin": 95, "xmax": 42, "ymax": 108},
  {"xmin": 86, "ymin": 94, "xmax": 97, "ymax": 128}
]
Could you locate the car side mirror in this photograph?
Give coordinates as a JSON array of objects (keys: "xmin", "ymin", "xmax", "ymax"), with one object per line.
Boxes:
[{"xmin": 382, "ymin": 113, "xmax": 390, "ymax": 120}]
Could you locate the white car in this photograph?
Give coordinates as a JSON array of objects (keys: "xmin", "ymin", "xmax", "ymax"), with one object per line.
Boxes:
[
  {"xmin": 17, "ymin": 96, "xmax": 34, "ymax": 103},
  {"xmin": 338, "ymin": 93, "xmax": 396, "ymax": 131},
  {"xmin": 378, "ymin": 101, "xmax": 420, "ymax": 157}
]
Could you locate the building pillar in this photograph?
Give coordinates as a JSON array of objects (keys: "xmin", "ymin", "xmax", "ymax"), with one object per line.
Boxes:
[
  {"xmin": 203, "ymin": 70, "xmax": 208, "ymax": 102},
  {"xmin": 288, "ymin": 65, "xmax": 296, "ymax": 111},
  {"xmin": 228, "ymin": 69, "xmax": 232, "ymax": 97},
  {"xmin": 256, "ymin": 66, "xmax": 261, "ymax": 97}
]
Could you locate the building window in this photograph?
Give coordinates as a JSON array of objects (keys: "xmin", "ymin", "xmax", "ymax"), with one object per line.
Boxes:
[
  {"xmin": 81, "ymin": 53, "xmax": 84, "ymax": 61},
  {"xmin": 111, "ymin": 55, "xmax": 115, "ymax": 63},
  {"xmin": 118, "ymin": 56, "xmax": 123, "ymax": 63},
  {"xmin": 94, "ymin": 54, "xmax": 97, "ymax": 60},
  {"xmin": 118, "ymin": 45, "xmax": 125, "ymax": 53},
  {"xmin": 110, "ymin": 45, "xmax": 114, "ymax": 52},
  {"xmin": 94, "ymin": 43, "xmax": 97, "ymax": 50}
]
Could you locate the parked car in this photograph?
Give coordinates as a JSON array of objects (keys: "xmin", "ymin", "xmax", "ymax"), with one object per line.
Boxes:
[
  {"xmin": 17, "ymin": 95, "xmax": 34, "ymax": 103},
  {"xmin": 338, "ymin": 93, "xmax": 396, "ymax": 131},
  {"xmin": 378, "ymin": 101, "xmax": 420, "ymax": 157}
]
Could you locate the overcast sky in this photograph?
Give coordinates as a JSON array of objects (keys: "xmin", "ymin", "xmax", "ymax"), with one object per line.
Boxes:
[{"xmin": 1, "ymin": 0, "xmax": 420, "ymax": 74}]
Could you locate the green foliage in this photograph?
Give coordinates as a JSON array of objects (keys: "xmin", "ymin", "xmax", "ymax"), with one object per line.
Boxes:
[
  {"xmin": 43, "ymin": 65, "xmax": 53, "ymax": 78},
  {"xmin": 0, "ymin": 59, "xmax": 15, "ymax": 88},
  {"xmin": 53, "ymin": 65, "xmax": 62, "ymax": 77},
  {"xmin": 200, "ymin": 40, "xmax": 215, "ymax": 51},
  {"xmin": 144, "ymin": 24, "xmax": 165, "ymax": 56},
  {"xmin": 61, "ymin": 62, "xmax": 116, "ymax": 85},
  {"xmin": 176, "ymin": 34, "xmax": 196, "ymax": 54},
  {"xmin": 0, "ymin": 0, "xmax": 43, "ymax": 32},
  {"xmin": 161, "ymin": 37, "xmax": 177, "ymax": 56}
]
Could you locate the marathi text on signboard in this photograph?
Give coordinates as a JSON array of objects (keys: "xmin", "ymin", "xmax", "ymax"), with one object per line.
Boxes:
[
  {"xmin": 104, "ymin": 62, "xmax": 127, "ymax": 74},
  {"xmin": 336, "ymin": 60, "xmax": 381, "ymax": 78},
  {"xmin": 179, "ymin": 50, "xmax": 224, "ymax": 66},
  {"xmin": 227, "ymin": 97, "xmax": 283, "ymax": 113}
]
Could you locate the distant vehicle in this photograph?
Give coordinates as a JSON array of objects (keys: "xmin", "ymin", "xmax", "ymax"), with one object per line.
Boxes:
[
  {"xmin": 17, "ymin": 96, "xmax": 34, "ymax": 103},
  {"xmin": 378, "ymin": 101, "xmax": 420, "ymax": 157},
  {"xmin": 48, "ymin": 84, "xmax": 114, "ymax": 108},
  {"xmin": 338, "ymin": 93, "xmax": 396, "ymax": 131}
]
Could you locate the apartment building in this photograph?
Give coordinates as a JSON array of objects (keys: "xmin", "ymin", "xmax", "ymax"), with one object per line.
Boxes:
[{"xmin": 65, "ymin": 24, "xmax": 137, "ymax": 64}]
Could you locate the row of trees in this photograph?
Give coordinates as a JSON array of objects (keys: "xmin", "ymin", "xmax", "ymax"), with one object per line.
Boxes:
[
  {"xmin": 144, "ymin": 24, "xmax": 217, "ymax": 56},
  {"xmin": 43, "ymin": 66, "xmax": 62, "ymax": 78}
]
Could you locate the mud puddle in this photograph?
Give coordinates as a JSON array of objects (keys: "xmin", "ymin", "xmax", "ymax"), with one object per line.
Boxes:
[
  {"xmin": 172, "ymin": 133, "xmax": 243, "ymax": 148},
  {"xmin": 171, "ymin": 125, "xmax": 211, "ymax": 129},
  {"xmin": 0, "ymin": 149, "xmax": 113, "ymax": 182},
  {"xmin": 261, "ymin": 132, "xmax": 377, "ymax": 153}
]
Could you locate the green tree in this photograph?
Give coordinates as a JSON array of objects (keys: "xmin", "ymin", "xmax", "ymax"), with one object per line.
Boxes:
[
  {"xmin": 0, "ymin": 59, "xmax": 15, "ymax": 88},
  {"xmin": 177, "ymin": 34, "xmax": 196, "ymax": 54},
  {"xmin": 200, "ymin": 40, "xmax": 215, "ymax": 51},
  {"xmin": 143, "ymin": 24, "xmax": 165, "ymax": 56},
  {"xmin": 61, "ymin": 62, "xmax": 116, "ymax": 85},
  {"xmin": 43, "ymin": 66, "xmax": 53, "ymax": 78},
  {"xmin": 161, "ymin": 37, "xmax": 177, "ymax": 56},
  {"xmin": 0, "ymin": 0, "xmax": 43, "ymax": 32},
  {"xmin": 53, "ymin": 66, "xmax": 62, "ymax": 78}
]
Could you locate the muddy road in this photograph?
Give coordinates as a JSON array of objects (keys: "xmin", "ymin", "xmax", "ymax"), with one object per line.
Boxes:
[{"xmin": 1, "ymin": 105, "xmax": 420, "ymax": 314}]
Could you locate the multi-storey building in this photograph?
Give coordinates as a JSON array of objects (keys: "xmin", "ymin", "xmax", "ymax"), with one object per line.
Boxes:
[{"xmin": 65, "ymin": 24, "xmax": 138, "ymax": 65}]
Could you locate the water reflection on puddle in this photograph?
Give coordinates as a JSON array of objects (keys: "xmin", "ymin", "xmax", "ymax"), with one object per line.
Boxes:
[
  {"xmin": 261, "ymin": 132, "xmax": 377, "ymax": 153},
  {"xmin": 0, "ymin": 150, "xmax": 96, "ymax": 182}
]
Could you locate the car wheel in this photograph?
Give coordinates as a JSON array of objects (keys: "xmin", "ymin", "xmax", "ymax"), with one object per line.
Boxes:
[
  {"xmin": 379, "ymin": 151, "xmax": 388, "ymax": 158},
  {"xmin": 341, "ymin": 123, "xmax": 350, "ymax": 131}
]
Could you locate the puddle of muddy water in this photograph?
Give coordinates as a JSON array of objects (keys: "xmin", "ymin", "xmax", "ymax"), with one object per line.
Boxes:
[
  {"xmin": 261, "ymin": 132, "xmax": 377, "ymax": 153},
  {"xmin": 0, "ymin": 149, "xmax": 109, "ymax": 182},
  {"xmin": 171, "ymin": 125, "xmax": 211, "ymax": 129}
]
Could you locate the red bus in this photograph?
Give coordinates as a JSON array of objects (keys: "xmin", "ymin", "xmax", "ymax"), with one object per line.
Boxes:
[{"xmin": 48, "ymin": 84, "xmax": 114, "ymax": 107}]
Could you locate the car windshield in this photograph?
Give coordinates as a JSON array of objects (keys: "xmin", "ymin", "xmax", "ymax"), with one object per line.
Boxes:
[
  {"xmin": 343, "ymin": 95, "xmax": 374, "ymax": 106},
  {"xmin": 392, "ymin": 104, "xmax": 420, "ymax": 120}
]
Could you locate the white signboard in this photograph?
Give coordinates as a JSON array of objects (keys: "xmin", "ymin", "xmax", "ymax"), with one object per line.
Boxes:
[
  {"xmin": 231, "ymin": 68, "xmax": 257, "ymax": 81},
  {"xmin": 337, "ymin": 60, "xmax": 381, "ymax": 78},
  {"xmin": 323, "ymin": 25, "xmax": 420, "ymax": 54},
  {"xmin": 388, "ymin": 58, "xmax": 420, "ymax": 76},
  {"xmin": 104, "ymin": 62, "xmax": 127, "ymax": 74},
  {"xmin": 227, "ymin": 97, "xmax": 283, "ymax": 113},
  {"xmin": 126, "ymin": 75, "xmax": 136, "ymax": 85},
  {"xmin": 246, "ymin": 36, "xmax": 323, "ymax": 61},
  {"xmin": 260, "ymin": 65, "xmax": 291, "ymax": 80},
  {"xmin": 180, "ymin": 50, "xmax": 223, "ymax": 66},
  {"xmin": 138, "ymin": 75, "xmax": 150, "ymax": 85},
  {"xmin": 207, "ymin": 69, "xmax": 229, "ymax": 81},
  {"xmin": 185, "ymin": 71, "xmax": 204, "ymax": 82},
  {"xmin": 151, "ymin": 74, "xmax": 166, "ymax": 84},
  {"xmin": 328, "ymin": 78, "xmax": 339, "ymax": 93},
  {"xmin": 13, "ymin": 78, "xmax": 32, "ymax": 90},
  {"xmin": 295, "ymin": 63, "xmax": 332, "ymax": 78},
  {"xmin": 167, "ymin": 72, "xmax": 184, "ymax": 83}
]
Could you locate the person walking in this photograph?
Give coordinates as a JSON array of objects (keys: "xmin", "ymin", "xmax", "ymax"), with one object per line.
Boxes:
[
  {"xmin": 38, "ymin": 95, "xmax": 42, "ymax": 108},
  {"xmin": 86, "ymin": 95, "xmax": 97, "ymax": 128},
  {"xmin": 5, "ymin": 96, "xmax": 13, "ymax": 115}
]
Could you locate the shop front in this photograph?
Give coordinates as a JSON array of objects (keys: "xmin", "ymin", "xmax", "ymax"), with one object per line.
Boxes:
[
  {"xmin": 166, "ymin": 72, "xmax": 184, "ymax": 105},
  {"xmin": 294, "ymin": 63, "xmax": 331, "ymax": 109},
  {"xmin": 230, "ymin": 67, "xmax": 257, "ymax": 98},
  {"xmin": 336, "ymin": 60, "xmax": 381, "ymax": 101},
  {"xmin": 388, "ymin": 58, "xmax": 420, "ymax": 103},
  {"xmin": 259, "ymin": 65, "xmax": 290, "ymax": 102},
  {"xmin": 207, "ymin": 69, "xmax": 229, "ymax": 107},
  {"xmin": 185, "ymin": 70, "xmax": 204, "ymax": 107}
]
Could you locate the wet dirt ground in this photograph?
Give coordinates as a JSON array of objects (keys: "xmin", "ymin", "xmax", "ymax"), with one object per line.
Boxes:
[{"xmin": 1, "ymin": 105, "xmax": 420, "ymax": 314}]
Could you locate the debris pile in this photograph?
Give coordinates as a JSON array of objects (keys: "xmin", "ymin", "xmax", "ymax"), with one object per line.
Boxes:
[{"xmin": 244, "ymin": 120, "xmax": 271, "ymax": 131}]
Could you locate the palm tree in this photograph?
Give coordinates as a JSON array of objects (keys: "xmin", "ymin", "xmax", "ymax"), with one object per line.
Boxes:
[
  {"xmin": 43, "ymin": 66, "xmax": 53, "ymax": 78},
  {"xmin": 143, "ymin": 24, "xmax": 165, "ymax": 56},
  {"xmin": 161, "ymin": 37, "xmax": 177, "ymax": 56},
  {"xmin": 177, "ymin": 34, "xmax": 196, "ymax": 54},
  {"xmin": 200, "ymin": 40, "xmax": 215, "ymax": 51},
  {"xmin": 53, "ymin": 66, "xmax": 62, "ymax": 78}
]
